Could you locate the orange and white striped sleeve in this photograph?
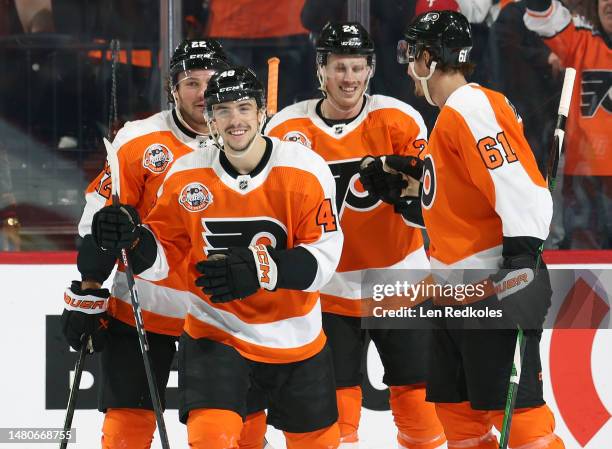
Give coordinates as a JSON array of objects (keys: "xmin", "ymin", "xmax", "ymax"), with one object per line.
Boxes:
[
  {"xmin": 444, "ymin": 86, "xmax": 552, "ymax": 239},
  {"xmin": 276, "ymin": 140, "xmax": 344, "ymax": 291},
  {"xmin": 523, "ymin": 0, "xmax": 586, "ymax": 66}
]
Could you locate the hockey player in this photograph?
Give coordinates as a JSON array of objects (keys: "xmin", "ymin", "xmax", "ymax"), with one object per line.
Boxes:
[
  {"xmin": 89, "ymin": 67, "xmax": 343, "ymax": 449},
  {"xmin": 524, "ymin": 0, "xmax": 612, "ymax": 248},
  {"xmin": 362, "ymin": 11, "xmax": 565, "ymax": 449},
  {"xmin": 61, "ymin": 41, "xmax": 269, "ymax": 448},
  {"xmin": 266, "ymin": 22, "xmax": 445, "ymax": 449}
]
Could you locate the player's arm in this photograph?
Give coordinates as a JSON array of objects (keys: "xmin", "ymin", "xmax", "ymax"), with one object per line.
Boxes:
[
  {"xmin": 450, "ymin": 104, "xmax": 553, "ymax": 328},
  {"xmin": 358, "ymin": 107, "xmax": 428, "ymax": 227}
]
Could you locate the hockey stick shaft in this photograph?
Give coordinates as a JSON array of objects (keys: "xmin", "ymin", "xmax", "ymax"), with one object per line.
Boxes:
[
  {"xmin": 59, "ymin": 335, "xmax": 89, "ymax": 449},
  {"xmin": 499, "ymin": 68, "xmax": 576, "ymax": 449},
  {"xmin": 104, "ymin": 138, "xmax": 171, "ymax": 449},
  {"xmin": 60, "ymin": 338, "xmax": 88, "ymax": 448},
  {"xmin": 267, "ymin": 57, "xmax": 280, "ymax": 116},
  {"xmin": 498, "ymin": 330, "xmax": 526, "ymax": 449}
]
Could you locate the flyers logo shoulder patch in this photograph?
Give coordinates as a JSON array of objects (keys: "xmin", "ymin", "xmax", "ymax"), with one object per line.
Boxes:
[
  {"xmin": 143, "ymin": 144, "xmax": 174, "ymax": 173},
  {"xmin": 179, "ymin": 182, "xmax": 213, "ymax": 212},
  {"xmin": 282, "ymin": 131, "xmax": 312, "ymax": 149}
]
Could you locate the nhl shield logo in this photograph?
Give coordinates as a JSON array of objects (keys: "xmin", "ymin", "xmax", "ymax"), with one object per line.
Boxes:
[
  {"xmin": 179, "ymin": 182, "xmax": 213, "ymax": 212},
  {"xmin": 143, "ymin": 144, "xmax": 174, "ymax": 173},
  {"xmin": 239, "ymin": 179, "xmax": 249, "ymax": 190},
  {"xmin": 282, "ymin": 131, "xmax": 312, "ymax": 149}
]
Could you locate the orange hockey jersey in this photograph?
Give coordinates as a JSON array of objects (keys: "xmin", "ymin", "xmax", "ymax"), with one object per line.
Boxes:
[
  {"xmin": 266, "ymin": 95, "xmax": 430, "ymax": 316},
  {"xmin": 422, "ymin": 84, "xmax": 552, "ymax": 269},
  {"xmin": 525, "ymin": 1, "xmax": 612, "ymax": 176},
  {"xmin": 138, "ymin": 137, "xmax": 344, "ymax": 363},
  {"xmin": 79, "ymin": 110, "xmax": 216, "ymax": 335}
]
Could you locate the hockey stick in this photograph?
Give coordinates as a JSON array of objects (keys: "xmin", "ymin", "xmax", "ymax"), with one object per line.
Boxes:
[
  {"xmin": 267, "ymin": 57, "xmax": 280, "ymax": 116},
  {"xmin": 103, "ymin": 138, "xmax": 171, "ymax": 449},
  {"xmin": 59, "ymin": 335, "xmax": 90, "ymax": 449},
  {"xmin": 498, "ymin": 67, "xmax": 576, "ymax": 449}
]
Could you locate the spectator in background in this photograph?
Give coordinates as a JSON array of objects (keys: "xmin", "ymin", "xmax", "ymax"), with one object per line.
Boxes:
[
  {"xmin": 490, "ymin": 0, "xmax": 563, "ymax": 247},
  {"xmin": 525, "ymin": 0, "xmax": 612, "ymax": 249},
  {"xmin": 204, "ymin": 0, "xmax": 315, "ymax": 108},
  {"xmin": 0, "ymin": 141, "xmax": 20, "ymax": 251}
]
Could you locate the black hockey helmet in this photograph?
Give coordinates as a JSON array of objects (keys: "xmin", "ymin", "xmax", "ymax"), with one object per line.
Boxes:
[
  {"xmin": 399, "ymin": 11, "xmax": 472, "ymax": 65},
  {"xmin": 316, "ymin": 22, "xmax": 375, "ymax": 66},
  {"xmin": 169, "ymin": 39, "xmax": 230, "ymax": 86},
  {"xmin": 204, "ymin": 66, "xmax": 266, "ymax": 115}
]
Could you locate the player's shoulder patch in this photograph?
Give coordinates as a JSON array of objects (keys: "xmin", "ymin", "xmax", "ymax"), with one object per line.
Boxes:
[
  {"xmin": 178, "ymin": 182, "xmax": 213, "ymax": 212},
  {"xmin": 281, "ymin": 130, "xmax": 312, "ymax": 148},
  {"xmin": 143, "ymin": 143, "xmax": 174, "ymax": 173}
]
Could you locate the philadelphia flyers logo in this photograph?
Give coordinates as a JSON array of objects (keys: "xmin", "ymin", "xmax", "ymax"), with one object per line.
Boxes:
[
  {"xmin": 143, "ymin": 144, "xmax": 174, "ymax": 173},
  {"xmin": 202, "ymin": 217, "xmax": 288, "ymax": 255},
  {"xmin": 421, "ymin": 155, "xmax": 436, "ymax": 210},
  {"xmin": 282, "ymin": 131, "xmax": 312, "ymax": 149},
  {"xmin": 581, "ymin": 70, "xmax": 612, "ymax": 117},
  {"xmin": 329, "ymin": 159, "xmax": 380, "ymax": 217},
  {"xmin": 179, "ymin": 182, "xmax": 213, "ymax": 212}
]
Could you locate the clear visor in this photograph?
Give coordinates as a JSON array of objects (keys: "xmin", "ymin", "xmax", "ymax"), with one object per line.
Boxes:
[
  {"xmin": 207, "ymin": 99, "xmax": 259, "ymax": 122},
  {"xmin": 173, "ymin": 69, "xmax": 216, "ymax": 90},
  {"xmin": 397, "ymin": 40, "xmax": 417, "ymax": 64}
]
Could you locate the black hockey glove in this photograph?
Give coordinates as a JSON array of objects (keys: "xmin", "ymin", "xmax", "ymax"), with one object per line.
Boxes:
[
  {"xmin": 61, "ymin": 281, "xmax": 110, "ymax": 352},
  {"xmin": 92, "ymin": 204, "xmax": 141, "ymax": 254},
  {"xmin": 485, "ymin": 237, "xmax": 552, "ymax": 330},
  {"xmin": 359, "ymin": 155, "xmax": 423, "ymax": 204},
  {"xmin": 195, "ymin": 247, "xmax": 268, "ymax": 303},
  {"xmin": 359, "ymin": 156, "xmax": 406, "ymax": 204},
  {"xmin": 393, "ymin": 197, "xmax": 424, "ymax": 228}
]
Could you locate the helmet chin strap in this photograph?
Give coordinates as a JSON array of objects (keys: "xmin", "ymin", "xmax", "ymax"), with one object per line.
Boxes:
[
  {"xmin": 317, "ymin": 66, "xmax": 372, "ymax": 115},
  {"xmin": 409, "ymin": 61, "xmax": 437, "ymax": 107}
]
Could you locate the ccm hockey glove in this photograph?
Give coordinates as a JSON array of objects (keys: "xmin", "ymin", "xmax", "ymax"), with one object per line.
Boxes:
[
  {"xmin": 196, "ymin": 247, "xmax": 265, "ymax": 303},
  {"xmin": 61, "ymin": 281, "xmax": 110, "ymax": 352},
  {"xmin": 92, "ymin": 204, "xmax": 141, "ymax": 254}
]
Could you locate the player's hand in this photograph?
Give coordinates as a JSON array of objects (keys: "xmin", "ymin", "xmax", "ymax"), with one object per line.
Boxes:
[
  {"xmin": 486, "ymin": 255, "xmax": 552, "ymax": 330},
  {"xmin": 61, "ymin": 281, "xmax": 110, "ymax": 352},
  {"xmin": 359, "ymin": 155, "xmax": 423, "ymax": 203},
  {"xmin": 359, "ymin": 156, "xmax": 407, "ymax": 204},
  {"xmin": 195, "ymin": 248, "xmax": 261, "ymax": 303},
  {"xmin": 92, "ymin": 204, "xmax": 141, "ymax": 254}
]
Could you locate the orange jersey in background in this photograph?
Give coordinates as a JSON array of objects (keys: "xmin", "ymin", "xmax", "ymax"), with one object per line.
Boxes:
[
  {"xmin": 525, "ymin": 1, "xmax": 612, "ymax": 176},
  {"xmin": 79, "ymin": 110, "xmax": 216, "ymax": 335},
  {"xmin": 139, "ymin": 137, "xmax": 343, "ymax": 363},
  {"xmin": 266, "ymin": 95, "xmax": 430, "ymax": 316},
  {"xmin": 423, "ymin": 84, "xmax": 552, "ymax": 269},
  {"xmin": 206, "ymin": 0, "xmax": 308, "ymax": 38}
]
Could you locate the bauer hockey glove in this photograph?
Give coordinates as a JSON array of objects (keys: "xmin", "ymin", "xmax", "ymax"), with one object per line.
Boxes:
[
  {"xmin": 484, "ymin": 237, "xmax": 552, "ymax": 330},
  {"xmin": 61, "ymin": 281, "xmax": 110, "ymax": 352},
  {"xmin": 92, "ymin": 204, "xmax": 141, "ymax": 254}
]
